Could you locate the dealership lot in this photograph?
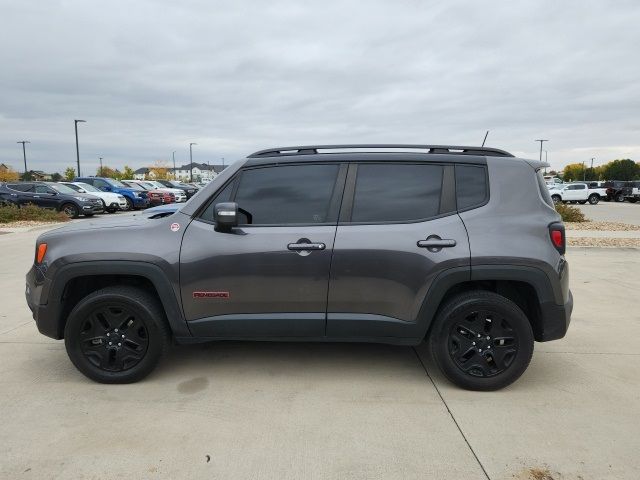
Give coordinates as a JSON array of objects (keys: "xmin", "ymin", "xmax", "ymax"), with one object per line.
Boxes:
[{"xmin": 1, "ymin": 226, "xmax": 639, "ymax": 479}]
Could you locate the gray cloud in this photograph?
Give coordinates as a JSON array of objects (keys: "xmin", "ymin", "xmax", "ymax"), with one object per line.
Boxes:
[{"xmin": 1, "ymin": 0, "xmax": 639, "ymax": 174}]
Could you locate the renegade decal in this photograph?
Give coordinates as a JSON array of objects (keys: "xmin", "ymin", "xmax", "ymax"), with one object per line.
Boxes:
[
  {"xmin": 193, "ymin": 291, "xmax": 230, "ymax": 299},
  {"xmin": 170, "ymin": 223, "xmax": 180, "ymax": 232}
]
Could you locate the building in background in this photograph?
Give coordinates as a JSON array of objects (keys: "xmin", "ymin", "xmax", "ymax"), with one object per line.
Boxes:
[{"xmin": 171, "ymin": 163, "xmax": 226, "ymax": 182}]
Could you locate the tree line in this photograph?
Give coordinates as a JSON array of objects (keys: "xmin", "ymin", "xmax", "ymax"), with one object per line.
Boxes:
[
  {"xmin": 0, "ymin": 161, "xmax": 172, "ymax": 182},
  {"xmin": 559, "ymin": 159, "xmax": 640, "ymax": 182}
]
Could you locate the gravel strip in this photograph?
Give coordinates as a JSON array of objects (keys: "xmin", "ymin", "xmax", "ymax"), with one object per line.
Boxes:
[
  {"xmin": 567, "ymin": 237, "xmax": 640, "ymax": 247},
  {"xmin": 565, "ymin": 221, "xmax": 640, "ymax": 231},
  {"xmin": 0, "ymin": 220, "xmax": 67, "ymax": 228}
]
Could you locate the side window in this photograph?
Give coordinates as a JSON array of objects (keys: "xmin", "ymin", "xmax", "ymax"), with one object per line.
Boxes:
[
  {"xmin": 350, "ymin": 164, "xmax": 443, "ymax": 223},
  {"xmin": 93, "ymin": 179, "xmax": 109, "ymax": 189},
  {"xmin": 34, "ymin": 185, "xmax": 53, "ymax": 194},
  {"xmin": 199, "ymin": 180, "xmax": 236, "ymax": 222},
  {"xmin": 7, "ymin": 183, "xmax": 33, "ymax": 192},
  {"xmin": 455, "ymin": 165, "xmax": 488, "ymax": 210},
  {"xmin": 234, "ymin": 164, "xmax": 340, "ymax": 225}
]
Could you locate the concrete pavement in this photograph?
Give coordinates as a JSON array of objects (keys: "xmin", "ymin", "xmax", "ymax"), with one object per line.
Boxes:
[{"xmin": 1, "ymin": 228, "xmax": 639, "ymax": 479}]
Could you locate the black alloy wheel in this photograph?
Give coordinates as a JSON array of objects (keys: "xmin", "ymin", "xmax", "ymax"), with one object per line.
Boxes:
[
  {"xmin": 429, "ymin": 291, "xmax": 534, "ymax": 391},
  {"xmin": 64, "ymin": 286, "xmax": 170, "ymax": 383}
]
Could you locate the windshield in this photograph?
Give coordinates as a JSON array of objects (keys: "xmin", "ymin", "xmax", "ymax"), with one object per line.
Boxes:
[
  {"xmin": 108, "ymin": 179, "xmax": 127, "ymax": 188},
  {"xmin": 75, "ymin": 182, "xmax": 100, "ymax": 193},
  {"xmin": 141, "ymin": 182, "xmax": 157, "ymax": 190},
  {"xmin": 123, "ymin": 181, "xmax": 145, "ymax": 190},
  {"xmin": 50, "ymin": 183, "xmax": 78, "ymax": 195}
]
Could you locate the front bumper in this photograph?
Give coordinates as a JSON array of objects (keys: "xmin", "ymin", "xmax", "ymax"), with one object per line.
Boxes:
[
  {"xmin": 132, "ymin": 197, "xmax": 150, "ymax": 208},
  {"xmin": 26, "ymin": 265, "xmax": 62, "ymax": 339},
  {"xmin": 82, "ymin": 203, "xmax": 103, "ymax": 214}
]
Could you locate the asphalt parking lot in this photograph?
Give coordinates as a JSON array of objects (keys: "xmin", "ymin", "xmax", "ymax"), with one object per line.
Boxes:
[{"xmin": 1, "ymin": 221, "xmax": 639, "ymax": 479}]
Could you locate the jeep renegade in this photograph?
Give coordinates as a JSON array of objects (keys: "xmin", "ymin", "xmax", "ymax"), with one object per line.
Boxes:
[{"xmin": 26, "ymin": 145, "xmax": 572, "ymax": 390}]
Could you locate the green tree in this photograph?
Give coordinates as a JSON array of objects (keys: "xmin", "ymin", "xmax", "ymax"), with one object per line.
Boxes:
[
  {"xmin": 120, "ymin": 165, "xmax": 135, "ymax": 180},
  {"xmin": 561, "ymin": 163, "xmax": 585, "ymax": 182},
  {"xmin": 601, "ymin": 159, "xmax": 640, "ymax": 181},
  {"xmin": 51, "ymin": 172, "xmax": 62, "ymax": 182},
  {"xmin": 63, "ymin": 167, "xmax": 76, "ymax": 181}
]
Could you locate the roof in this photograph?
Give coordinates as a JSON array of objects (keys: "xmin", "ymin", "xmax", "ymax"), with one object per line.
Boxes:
[
  {"xmin": 134, "ymin": 167, "xmax": 149, "ymax": 174},
  {"xmin": 174, "ymin": 162, "xmax": 226, "ymax": 172},
  {"xmin": 248, "ymin": 144, "xmax": 514, "ymax": 158}
]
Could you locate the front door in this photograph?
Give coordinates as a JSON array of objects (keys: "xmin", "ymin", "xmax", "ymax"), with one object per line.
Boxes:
[
  {"xmin": 180, "ymin": 162, "xmax": 346, "ymax": 338},
  {"xmin": 326, "ymin": 162, "xmax": 471, "ymax": 339}
]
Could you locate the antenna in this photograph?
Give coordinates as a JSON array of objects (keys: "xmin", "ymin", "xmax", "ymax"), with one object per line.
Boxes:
[{"xmin": 481, "ymin": 130, "xmax": 489, "ymax": 147}]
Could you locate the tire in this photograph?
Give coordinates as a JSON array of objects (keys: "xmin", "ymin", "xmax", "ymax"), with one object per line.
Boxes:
[
  {"xmin": 628, "ymin": 198, "xmax": 637, "ymax": 204},
  {"xmin": 551, "ymin": 195, "xmax": 561, "ymax": 204},
  {"xmin": 615, "ymin": 193, "xmax": 624, "ymax": 202},
  {"xmin": 64, "ymin": 286, "xmax": 170, "ymax": 383},
  {"xmin": 124, "ymin": 197, "xmax": 134, "ymax": 210},
  {"xmin": 588, "ymin": 194, "xmax": 599, "ymax": 205},
  {"xmin": 60, "ymin": 202, "xmax": 79, "ymax": 218},
  {"xmin": 578, "ymin": 200, "xmax": 587, "ymax": 204},
  {"xmin": 99, "ymin": 199, "xmax": 107, "ymax": 213},
  {"xmin": 428, "ymin": 291, "xmax": 534, "ymax": 391}
]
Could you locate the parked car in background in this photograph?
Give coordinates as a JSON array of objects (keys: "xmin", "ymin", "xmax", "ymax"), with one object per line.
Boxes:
[
  {"xmin": 156, "ymin": 179, "xmax": 197, "ymax": 199},
  {"xmin": 622, "ymin": 181, "xmax": 640, "ymax": 203},
  {"xmin": 128, "ymin": 179, "xmax": 187, "ymax": 203},
  {"xmin": 549, "ymin": 182, "xmax": 607, "ymax": 205},
  {"xmin": 121, "ymin": 180, "xmax": 172, "ymax": 207},
  {"xmin": 0, "ymin": 181, "xmax": 103, "ymax": 218},
  {"xmin": 61, "ymin": 182, "xmax": 127, "ymax": 213},
  {"xmin": 602, "ymin": 181, "xmax": 628, "ymax": 202},
  {"xmin": 74, "ymin": 177, "xmax": 149, "ymax": 210}
]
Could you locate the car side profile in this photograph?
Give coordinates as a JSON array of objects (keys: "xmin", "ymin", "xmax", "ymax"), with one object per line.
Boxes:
[
  {"xmin": 62, "ymin": 182, "xmax": 128, "ymax": 213},
  {"xmin": 26, "ymin": 145, "xmax": 572, "ymax": 390},
  {"xmin": 74, "ymin": 176, "xmax": 150, "ymax": 210},
  {"xmin": 549, "ymin": 182, "xmax": 605, "ymax": 204},
  {"xmin": 1, "ymin": 181, "xmax": 103, "ymax": 217}
]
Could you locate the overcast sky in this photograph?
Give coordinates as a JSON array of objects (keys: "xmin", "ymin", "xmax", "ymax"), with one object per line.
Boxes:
[{"xmin": 1, "ymin": 0, "xmax": 639, "ymax": 174}]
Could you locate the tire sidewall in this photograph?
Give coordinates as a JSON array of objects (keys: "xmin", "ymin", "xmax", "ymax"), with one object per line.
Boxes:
[
  {"xmin": 61, "ymin": 203, "xmax": 79, "ymax": 218},
  {"xmin": 64, "ymin": 291, "xmax": 166, "ymax": 383},
  {"xmin": 430, "ymin": 294, "xmax": 534, "ymax": 391}
]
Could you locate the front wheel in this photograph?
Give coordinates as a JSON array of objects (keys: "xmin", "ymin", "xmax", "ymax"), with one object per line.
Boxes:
[
  {"xmin": 64, "ymin": 286, "xmax": 170, "ymax": 383},
  {"xmin": 124, "ymin": 197, "xmax": 134, "ymax": 211},
  {"xmin": 615, "ymin": 193, "xmax": 624, "ymax": 202},
  {"xmin": 60, "ymin": 202, "xmax": 79, "ymax": 218},
  {"xmin": 578, "ymin": 200, "xmax": 587, "ymax": 204},
  {"xmin": 551, "ymin": 195, "xmax": 561, "ymax": 204},
  {"xmin": 588, "ymin": 194, "xmax": 599, "ymax": 205},
  {"xmin": 429, "ymin": 291, "xmax": 534, "ymax": 391}
]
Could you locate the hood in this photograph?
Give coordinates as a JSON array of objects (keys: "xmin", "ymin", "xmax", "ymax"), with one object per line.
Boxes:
[{"xmin": 71, "ymin": 193, "xmax": 101, "ymax": 201}]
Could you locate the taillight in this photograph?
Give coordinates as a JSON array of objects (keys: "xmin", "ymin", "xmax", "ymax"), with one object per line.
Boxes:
[
  {"xmin": 36, "ymin": 243, "xmax": 47, "ymax": 264},
  {"xmin": 549, "ymin": 222, "xmax": 565, "ymax": 255}
]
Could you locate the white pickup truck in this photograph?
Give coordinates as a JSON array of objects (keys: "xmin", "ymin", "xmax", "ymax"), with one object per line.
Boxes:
[{"xmin": 549, "ymin": 182, "xmax": 608, "ymax": 205}]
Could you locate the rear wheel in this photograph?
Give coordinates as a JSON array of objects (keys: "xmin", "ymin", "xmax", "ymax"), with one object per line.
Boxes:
[
  {"xmin": 551, "ymin": 195, "xmax": 561, "ymax": 204},
  {"xmin": 60, "ymin": 202, "xmax": 79, "ymax": 218},
  {"xmin": 429, "ymin": 291, "xmax": 534, "ymax": 391},
  {"xmin": 578, "ymin": 200, "xmax": 587, "ymax": 204},
  {"xmin": 588, "ymin": 194, "xmax": 599, "ymax": 205},
  {"xmin": 64, "ymin": 286, "xmax": 170, "ymax": 383},
  {"xmin": 628, "ymin": 198, "xmax": 637, "ymax": 203},
  {"xmin": 615, "ymin": 193, "xmax": 624, "ymax": 202}
]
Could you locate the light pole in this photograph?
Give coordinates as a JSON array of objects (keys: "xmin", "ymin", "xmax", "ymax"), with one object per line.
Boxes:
[
  {"xmin": 172, "ymin": 151, "xmax": 176, "ymax": 179},
  {"xmin": 99, "ymin": 156, "xmax": 103, "ymax": 176},
  {"xmin": 535, "ymin": 139, "xmax": 548, "ymax": 162},
  {"xmin": 74, "ymin": 120, "xmax": 86, "ymax": 176},
  {"xmin": 582, "ymin": 161, "xmax": 586, "ymax": 181},
  {"xmin": 544, "ymin": 150, "xmax": 548, "ymax": 174},
  {"xmin": 189, "ymin": 143, "xmax": 197, "ymax": 182},
  {"xmin": 17, "ymin": 141, "xmax": 30, "ymax": 178}
]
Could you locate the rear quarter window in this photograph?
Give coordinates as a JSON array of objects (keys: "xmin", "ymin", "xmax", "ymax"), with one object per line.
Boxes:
[{"xmin": 455, "ymin": 165, "xmax": 488, "ymax": 211}]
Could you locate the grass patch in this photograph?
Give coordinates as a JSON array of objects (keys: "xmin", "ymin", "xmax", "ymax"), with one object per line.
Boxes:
[
  {"xmin": 555, "ymin": 203, "xmax": 587, "ymax": 223},
  {"xmin": 0, "ymin": 203, "xmax": 69, "ymax": 224}
]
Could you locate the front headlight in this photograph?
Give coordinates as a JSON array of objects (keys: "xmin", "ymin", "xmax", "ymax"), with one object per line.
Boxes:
[
  {"xmin": 117, "ymin": 195, "xmax": 126, "ymax": 201},
  {"xmin": 74, "ymin": 196, "xmax": 91, "ymax": 202},
  {"xmin": 136, "ymin": 192, "xmax": 145, "ymax": 198}
]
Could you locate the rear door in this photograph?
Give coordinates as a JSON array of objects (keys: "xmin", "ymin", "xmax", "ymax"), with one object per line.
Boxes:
[
  {"xmin": 180, "ymin": 162, "xmax": 346, "ymax": 338},
  {"xmin": 326, "ymin": 162, "xmax": 471, "ymax": 339}
]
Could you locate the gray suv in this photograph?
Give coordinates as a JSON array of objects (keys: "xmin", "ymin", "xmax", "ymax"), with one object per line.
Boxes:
[{"xmin": 25, "ymin": 145, "xmax": 572, "ymax": 390}]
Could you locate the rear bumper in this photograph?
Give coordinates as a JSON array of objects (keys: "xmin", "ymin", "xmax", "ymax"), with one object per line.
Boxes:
[{"xmin": 538, "ymin": 290, "xmax": 573, "ymax": 341}]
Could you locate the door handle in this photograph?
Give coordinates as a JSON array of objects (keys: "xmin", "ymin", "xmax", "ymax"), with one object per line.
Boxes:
[
  {"xmin": 288, "ymin": 242, "xmax": 326, "ymax": 251},
  {"xmin": 417, "ymin": 235, "xmax": 456, "ymax": 252}
]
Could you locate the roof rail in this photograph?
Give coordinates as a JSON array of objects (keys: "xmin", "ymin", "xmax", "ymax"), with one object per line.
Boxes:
[{"xmin": 247, "ymin": 144, "xmax": 514, "ymax": 158}]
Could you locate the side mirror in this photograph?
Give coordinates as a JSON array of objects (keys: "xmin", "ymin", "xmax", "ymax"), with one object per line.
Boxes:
[
  {"xmin": 77, "ymin": 188, "xmax": 86, "ymax": 193},
  {"xmin": 214, "ymin": 202, "xmax": 238, "ymax": 230}
]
